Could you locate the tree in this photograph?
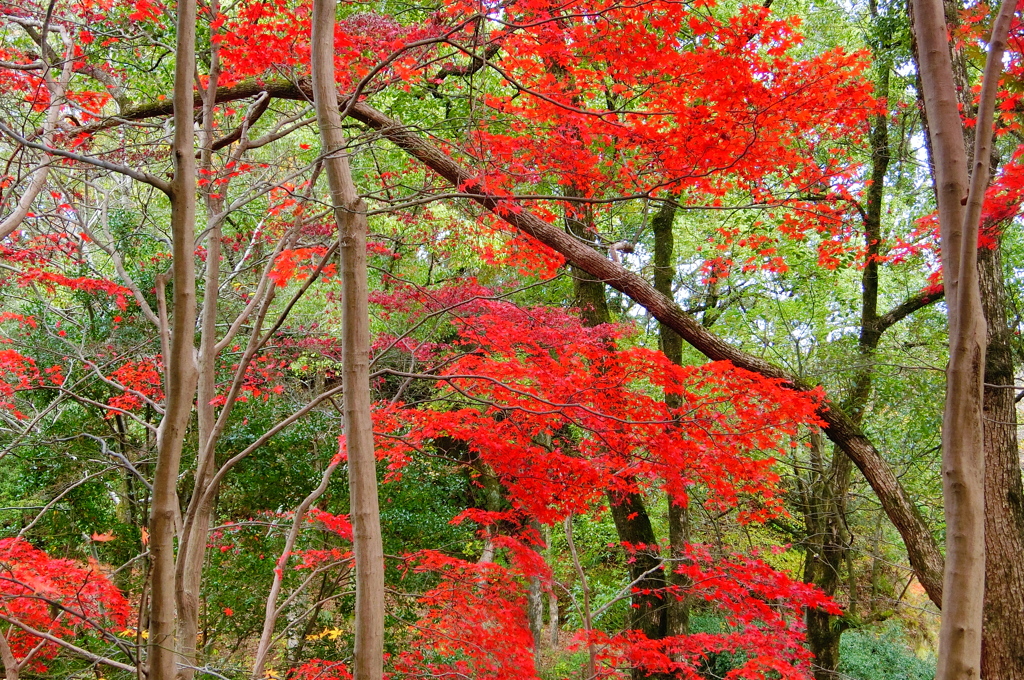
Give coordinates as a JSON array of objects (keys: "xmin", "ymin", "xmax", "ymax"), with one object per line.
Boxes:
[
  {"xmin": 910, "ymin": 0, "xmax": 1015, "ymax": 676},
  {"xmin": 0, "ymin": 537, "xmax": 131, "ymax": 680},
  {"xmin": 310, "ymin": 0, "xmax": 385, "ymax": 677}
]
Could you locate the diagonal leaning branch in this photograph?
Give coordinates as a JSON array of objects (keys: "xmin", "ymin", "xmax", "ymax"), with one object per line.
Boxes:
[
  {"xmin": 83, "ymin": 79, "xmax": 946, "ymax": 608},
  {"xmin": 342, "ymin": 101, "xmax": 947, "ymax": 608}
]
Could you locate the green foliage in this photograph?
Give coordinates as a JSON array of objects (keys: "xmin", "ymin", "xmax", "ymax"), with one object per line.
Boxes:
[{"xmin": 838, "ymin": 622, "xmax": 935, "ymax": 680}]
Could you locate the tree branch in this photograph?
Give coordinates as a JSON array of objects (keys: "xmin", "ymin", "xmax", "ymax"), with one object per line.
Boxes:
[
  {"xmin": 0, "ymin": 119, "xmax": 170, "ymax": 194},
  {"xmin": 0, "ymin": 613, "xmax": 136, "ymax": 674}
]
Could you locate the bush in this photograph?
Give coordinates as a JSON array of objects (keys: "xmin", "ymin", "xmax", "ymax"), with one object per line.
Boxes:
[{"xmin": 838, "ymin": 623, "xmax": 935, "ymax": 680}]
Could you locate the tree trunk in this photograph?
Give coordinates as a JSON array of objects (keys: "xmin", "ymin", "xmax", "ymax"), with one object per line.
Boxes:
[
  {"xmin": 147, "ymin": 0, "xmax": 200, "ymax": 673},
  {"xmin": 0, "ymin": 633, "xmax": 20, "ymax": 680},
  {"xmin": 528, "ymin": 575, "xmax": 543, "ymax": 667},
  {"xmin": 799, "ymin": 434, "xmax": 853, "ymax": 680},
  {"xmin": 310, "ymin": 4, "xmax": 385, "ymax": 679},
  {"xmin": 567, "ymin": 198, "xmax": 668, "ymax": 676},
  {"xmin": 651, "ymin": 200, "xmax": 691, "ymax": 640},
  {"xmin": 174, "ymin": 47, "xmax": 226, "ymax": 676},
  {"xmin": 910, "ymin": 0, "xmax": 1014, "ymax": 676},
  {"xmin": 977, "ymin": 243, "xmax": 1024, "ymax": 680},
  {"xmin": 801, "ymin": 42, "xmax": 892, "ymax": 678},
  {"xmin": 606, "ymin": 492, "xmax": 668, "ymax": 644},
  {"xmin": 548, "ymin": 526, "xmax": 559, "ymax": 650},
  {"xmin": 912, "ymin": 2, "xmax": 1024, "ymax": 673}
]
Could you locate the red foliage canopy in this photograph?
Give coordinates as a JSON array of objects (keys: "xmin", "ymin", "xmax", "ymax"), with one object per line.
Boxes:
[{"xmin": 0, "ymin": 538, "xmax": 130, "ymax": 674}]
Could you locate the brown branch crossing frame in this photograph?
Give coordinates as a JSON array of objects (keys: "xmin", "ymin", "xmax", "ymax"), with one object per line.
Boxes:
[{"xmin": 82, "ymin": 79, "xmax": 947, "ymax": 608}]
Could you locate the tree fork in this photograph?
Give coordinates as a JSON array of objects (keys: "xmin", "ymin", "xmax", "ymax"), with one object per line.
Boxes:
[{"xmin": 913, "ymin": 0, "xmax": 1017, "ymax": 673}]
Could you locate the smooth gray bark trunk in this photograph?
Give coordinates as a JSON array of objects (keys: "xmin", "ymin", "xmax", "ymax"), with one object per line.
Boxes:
[
  {"xmin": 309, "ymin": 5, "xmax": 385, "ymax": 679},
  {"xmin": 910, "ymin": 0, "xmax": 1015, "ymax": 676}
]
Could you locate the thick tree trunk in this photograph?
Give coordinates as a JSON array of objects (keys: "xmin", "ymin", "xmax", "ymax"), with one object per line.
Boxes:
[
  {"xmin": 567, "ymin": 199, "xmax": 668, "ymax": 676},
  {"xmin": 147, "ymin": 0, "xmax": 199, "ymax": 674},
  {"xmin": 799, "ymin": 433, "xmax": 853, "ymax": 680},
  {"xmin": 0, "ymin": 633, "xmax": 20, "ymax": 680},
  {"xmin": 310, "ymin": 4, "xmax": 385, "ymax": 679},
  {"xmin": 977, "ymin": 243, "xmax": 1024, "ymax": 680},
  {"xmin": 607, "ymin": 493, "xmax": 668, "ymax": 643}
]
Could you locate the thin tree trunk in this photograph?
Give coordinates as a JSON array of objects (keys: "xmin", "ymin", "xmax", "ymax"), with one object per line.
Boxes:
[
  {"xmin": 0, "ymin": 25, "xmax": 72, "ymax": 242},
  {"xmin": 174, "ymin": 38, "xmax": 225, "ymax": 677},
  {"xmin": 310, "ymin": 4, "xmax": 384, "ymax": 679},
  {"xmin": 547, "ymin": 526, "xmax": 559, "ymax": 650},
  {"xmin": 147, "ymin": 0, "xmax": 200, "ymax": 672},
  {"xmin": 0, "ymin": 632, "xmax": 20, "ymax": 680},
  {"xmin": 528, "ymin": 575, "xmax": 543, "ymax": 667},
  {"xmin": 651, "ymin": 199, "xmax": 691, "ymax": 640},
  {"xmin": 910, "ymin": 0, "xmax": 1014, "ymax": 676},
  {"xmin": 252, "ymin": 459, "xmax": 341, "ymax": 678},
  {"xmin": 565, "ymin": 516, "xmax": 597, "ymax": 680},
  {"xmin": 800, "ymin": 433, "xmax": 853, "ymax": 680}
]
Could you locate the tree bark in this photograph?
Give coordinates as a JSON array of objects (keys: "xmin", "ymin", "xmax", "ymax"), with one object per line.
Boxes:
[
  {"xmin": 606, "ymin": 492, "xmax": 668, "ymax": 645},
  {"xmin": 566, "ymin": 195, "xmax": 668, "ymax": 677},
  {"xmin": 548, "ymin": 526, "xmax": 559, "ymax": 650},
  {"xmin": 0, "ymin": 631, "xmax": 21, "ymax": 680},
  {"xmin": 799, "ymin": 433, "xmax": 853, "ymax": 680},
  {"xmin": 310, "ymin": 4, "xmax": 385, "ymax": 679},
  {"xmin": 528, "ymin": 575, "xmax": 543, "ymax": 667},
  {"xmin": 174, "ymin": 36, "xmax": 226, "ymax": 678},
  {"xmin": 651, "ymin": 200, "xmax": 691, "ymax": 640},
  {"xmin": 977, "ymin": 242, "xmax": 1024, "ymax": 680},
  {"xmin": 147, "ymin": 0, "xmax": 200, "ymax": 674},
  {"xmin": 911, "ymin": 0, "xmax": 1015, "ymax": 676},
  {"xmin": 911, "ymin": 1, "xmax": 1024, "ymax": 673}
]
